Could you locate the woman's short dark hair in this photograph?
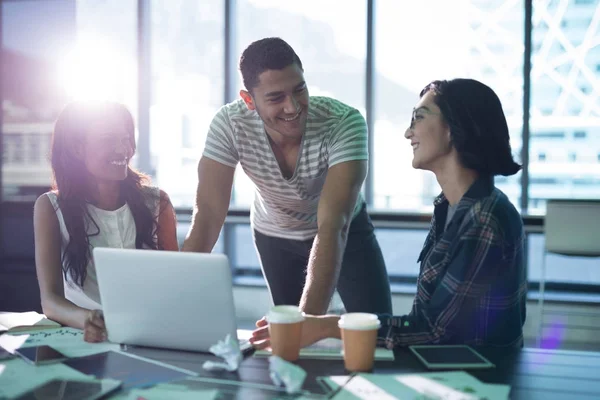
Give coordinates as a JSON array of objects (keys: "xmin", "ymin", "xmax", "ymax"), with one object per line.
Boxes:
[
  {"xmin": 420, "ymin": 78, "xmax": 521, "ymax": 176},
  {"xmin": 239, "ymin": 37, "xmax": 303, "ymax": 93}
]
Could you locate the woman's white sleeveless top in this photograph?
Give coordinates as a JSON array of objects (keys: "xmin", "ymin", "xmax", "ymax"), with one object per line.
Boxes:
[{"xmin": 45, "ymin": 188, "xmax": 160, "ymax": 310}]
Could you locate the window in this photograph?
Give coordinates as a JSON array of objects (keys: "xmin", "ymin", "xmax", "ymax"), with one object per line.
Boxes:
[
  {"xmin": 533, "ymin": 132, "xmax": 565, "ymax": 139},
  {"xmin": 569, "ymin": 153, "xmax": 577, "ymax": 162},
  {"xmin": 1, "ymin": 0, "xmax": 137, "ymax": 201},
  {"xmin": 531, "ymin": 177, "xmax": 558, "ymax": 185},
  {"xmin": 530, "ymin": 0, "xmax": 600, "ymax": 213},
  {"xmin": 374, "ymin": 0, "xmax": 523, "ymax": 212},
  {"xmin": 232, "ymin": 0, "xmax": 367, "ymax": 208},
  {"xmin": 232, "ymin": 225, "xmax": 261, "ymax": 273},
  {"xmin": 149, "ymin": 0, "xmax": 224, "ymax": 208},
  {"xmin": 376, "ymin": 229, "xmax": 426, "ymax": 279},
  {"xmin": 528, "ymin": 233, "xmax": 600, "ymax": 284},
  {"xmin": 3, "ymin": 0, "xmax": 600, "ymax": 293},
  {"xmin": 1, "ymin": 0, "xmax": 73, "ymax": 199}
]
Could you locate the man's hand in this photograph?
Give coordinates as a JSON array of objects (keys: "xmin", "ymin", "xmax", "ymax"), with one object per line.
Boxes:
[
  {"xmin": 249, "ymin": 314, "xmax": 341, "ymax": 350},
  {"xmin": 83, "ymin": 310, "xmax": 106, "ymax": 343}
]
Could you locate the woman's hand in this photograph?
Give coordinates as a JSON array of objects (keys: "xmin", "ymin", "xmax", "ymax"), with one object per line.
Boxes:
[
  {"xmin": 249, "ymin": 314, "xmax": 341, "ymax": 350},
  {"xmin": 83, "ymin": 310, "xmax": 106, "ymax": 343}
]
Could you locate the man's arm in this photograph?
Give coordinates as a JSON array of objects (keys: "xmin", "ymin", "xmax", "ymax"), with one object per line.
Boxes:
[
  {"xmin": 182, "ymin": 156, "xmax": 235, "ymax": 252},
  {"xmin": 299, "ymin": 160, "xmax": 367, "ymax": 314}
]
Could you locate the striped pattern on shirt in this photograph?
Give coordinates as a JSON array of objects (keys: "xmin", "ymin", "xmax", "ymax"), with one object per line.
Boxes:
[{"xmin": 203, "ymin": 96, "xmax": 367, "ymax": 240}]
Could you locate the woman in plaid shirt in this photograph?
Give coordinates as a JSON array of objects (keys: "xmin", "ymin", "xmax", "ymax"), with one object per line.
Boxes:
[{"xmin": 251, "ymin": 78, "xmax": 526, "ymax": 349}]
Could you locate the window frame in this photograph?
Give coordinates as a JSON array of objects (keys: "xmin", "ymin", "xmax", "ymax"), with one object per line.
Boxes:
[{"xmin": 2, "ymin": 0, "xmax": 599, "ymax": 294}]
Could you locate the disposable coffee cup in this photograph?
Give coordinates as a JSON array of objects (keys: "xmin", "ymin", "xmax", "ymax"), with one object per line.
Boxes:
[
  {"xmin": 338, "ymin": 313, "xmax": 381, "ymax": 372},
  {"xmin": 266, "ymin": 305, "xmax": 305, "ymax": 362}
]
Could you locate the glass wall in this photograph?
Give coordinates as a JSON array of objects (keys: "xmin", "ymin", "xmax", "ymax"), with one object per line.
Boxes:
[
  {"xmin": 2, "ymin": 0, "xmax": 600, "ymax": 288},
  {"xmin": 1, "ymin": 0, "xmax": 137, "ymax": 201},
  {"xmin": 232, "ymin": 0, "xmax": 367, "ymax": 207},
  {"xmin": 373, "ymin": 0, "xmax": 524, "ymax": 212},
  {"xmin": 149, "ymin": 0, "xmax": 224, "ymax": 208},
  {"xmin": 529, "ymin": 0, "xmax": 600, "ymax": 213},
  {"xmin": 1, "ymin": 0, "xmax": 74, "ymax": 200}
]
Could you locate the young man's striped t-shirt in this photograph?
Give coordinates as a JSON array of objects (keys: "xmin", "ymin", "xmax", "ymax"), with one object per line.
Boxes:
[{"xmin": 202, "ymin": 96, "xmax": 368, "ymax": 241}]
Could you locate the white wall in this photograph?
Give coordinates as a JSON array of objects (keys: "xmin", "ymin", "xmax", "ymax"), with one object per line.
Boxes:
[{"xmin": 232, "ymin": 286, "xmax": 600, "ymax": 350}]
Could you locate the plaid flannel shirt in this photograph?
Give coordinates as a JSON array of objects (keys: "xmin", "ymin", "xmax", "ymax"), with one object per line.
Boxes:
[{"xmin": 377, "ymin": 176, "xmax": 527, "ymax": 348}]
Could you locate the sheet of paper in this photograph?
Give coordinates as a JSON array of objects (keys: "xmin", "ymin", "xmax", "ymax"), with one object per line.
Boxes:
[
  {"xmin": 7, "ymin": 327, "xmax": 121, "ymax": 357},
  {"xmin": 0, "ymin": 311, "xmax": 44, "ymax": 330},
  {"xmin": 0, "ymin": 332, "xmax": 30, "ymax": 353},
  {"xmin": 254, "ymin": 338, "xmax": 394, "ymax": 360},
  {"xmin": 329, "ymin": 375, "xmax": 400, "ymax": 399},
  {"xmin": 324, "ymin": 372, "xmax": 511, "ymax": 400},
  {"xmin": 398, "ymin": 372, "xmax": 511, "ymax": 400},
  {"xmin": 397, "ymin": 375, "xmax": 480, "ymax": 400},
  {"xmin": 0, "ymin": 312, "xmax": 61, "ymax": 332},
  {"xmin": 0, "ymin": 357, "xmax": 94, "ymax": 399}
]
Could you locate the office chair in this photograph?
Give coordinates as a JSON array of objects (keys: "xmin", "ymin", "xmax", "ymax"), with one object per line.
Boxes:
[{"xmin": 537, "ymin": 199, "xmax": 600, "ymax": 347}]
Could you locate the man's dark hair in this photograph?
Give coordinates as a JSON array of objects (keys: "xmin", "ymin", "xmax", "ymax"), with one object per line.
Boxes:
[
  {"xmin": 420, "ymin": 78, "xmax": 521, "ymax": 177},
  {"xmin": 239, "ymin": 37, "xmax": 303, "ymax": 92}
]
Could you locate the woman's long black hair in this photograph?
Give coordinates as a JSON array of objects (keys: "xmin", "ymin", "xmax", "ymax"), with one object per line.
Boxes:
[{"xmin": 50, "ymin": 101, "xmax": 159, "ymax": 287}]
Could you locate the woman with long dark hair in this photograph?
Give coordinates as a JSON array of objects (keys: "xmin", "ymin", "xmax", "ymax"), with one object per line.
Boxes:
[
  {"xmin": 250, "ymin": 78, "xmax": 527, "ymax": 348},
  {"xmin": 34, "ymin": 101, "xmax": 178, "ymax": 342}
]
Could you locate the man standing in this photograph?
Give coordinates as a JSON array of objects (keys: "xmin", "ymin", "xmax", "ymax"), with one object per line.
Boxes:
[{"xmin": 183, "ymin": 37, "xmax": 391, "ymax": 315}]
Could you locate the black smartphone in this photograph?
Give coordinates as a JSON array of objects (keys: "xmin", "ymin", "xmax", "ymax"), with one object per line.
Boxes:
[{"xmin": 14, "ymin": 345, "xmax": 68, "ymax": 365}]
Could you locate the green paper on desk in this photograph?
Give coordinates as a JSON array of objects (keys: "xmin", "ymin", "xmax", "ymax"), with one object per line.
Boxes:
[
  {"xmin": 0, "ymin": 357, "xmax": 95, "ymax": 399},
  {"xmin": 0, "ymin": 311, "xmax": 61, "ymax": 333},
  {"xmin": 254, "ymin": 338, "xmax": 394, "ymax": 360},
  {"xmin": 108, "ymin": 383, "xmax": 219, "ymax": 400},
  {"xmin": 324, "ymin": 371, "xmax": 510, "ymax": 399},
  {"xmin": 7, "ymin": 327, "xmax": 121, "ymax": 357}
]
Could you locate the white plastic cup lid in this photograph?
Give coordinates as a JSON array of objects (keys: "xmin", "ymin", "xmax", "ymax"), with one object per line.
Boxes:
[
  {"xmin": 266, "ymin": 305, "xmax": 305, "ymax": 324},
  {"xmin": 338, "ymin": 313, "xmax": 381, "ymax": 330}
]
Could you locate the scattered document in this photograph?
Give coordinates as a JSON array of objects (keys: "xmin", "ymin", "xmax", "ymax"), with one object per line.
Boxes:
[
  {"xmin": 329, "ymin": 375, "xmax": 399, "ymax": 399},
  {"xmin": 254, "ymin": 338, "xmax": 394, "ymax": 361},
  {"xmin": 0, "ymin": 357, "xmax": 94, "ymax": 399},
  {"xmin": 6, "ymin": 327, "xmax": 121, "ymax": 357},
  {"xmin": 398, "ymin": 371, "xmax": 511, "ymax": 399},
  {"xmin": 323, "ymin": 371, "xmax": 511, "ymax": 399},
  {"xmin": 0, "ymin": 311, "xmax": 61, "ymax": 333}
]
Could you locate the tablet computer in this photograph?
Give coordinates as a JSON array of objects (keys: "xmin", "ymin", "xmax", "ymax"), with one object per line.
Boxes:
[
  {"xmin": 409, "ymin": 345, "xmax": 495, "ymax": 369},
  {"xmin": 15, "ymin": 345, "xmax": 67, "ymax": 365},
  {"xmin": 15, "ymin": 379, "xmax": 122, "ymax": 400}
]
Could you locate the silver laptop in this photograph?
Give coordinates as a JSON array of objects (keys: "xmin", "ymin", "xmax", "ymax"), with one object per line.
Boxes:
[{"xmin": 93, "ymin": 248, "xmax": 239, "ymax": 353}]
